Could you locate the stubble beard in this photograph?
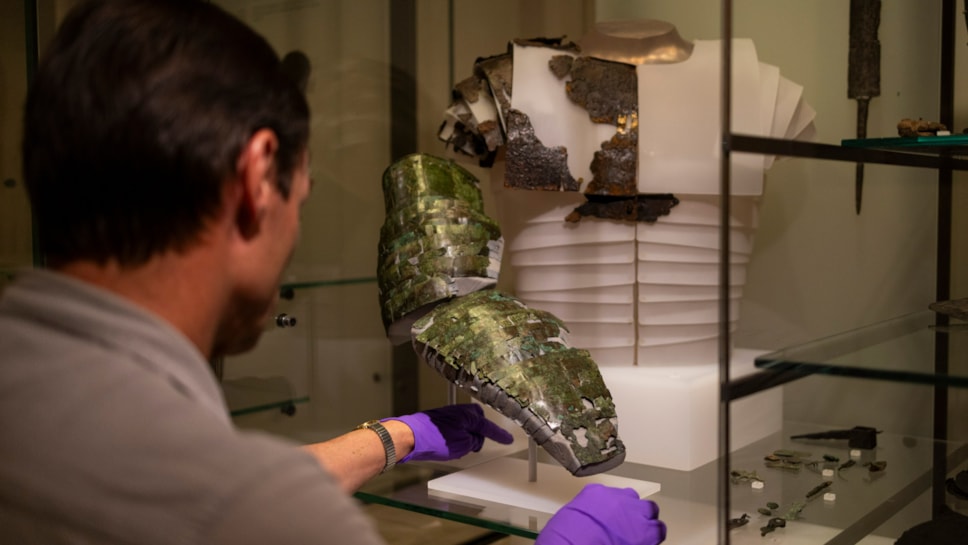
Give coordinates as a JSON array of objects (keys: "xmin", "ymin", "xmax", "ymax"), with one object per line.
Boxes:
[{"xmin": 211, "ymin": 288, "xmax": 277, "ymax": 360}]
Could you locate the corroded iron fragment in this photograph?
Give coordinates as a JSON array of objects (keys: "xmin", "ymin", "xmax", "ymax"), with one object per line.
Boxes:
[
  {"xmin": 442, "ymin": 35, "xmax": 661, "ymax": 217},
  {"xmin": 377, "ymin": 154, "xmax": 502, "ymax": 335},
  {"xmin": 897, "ymin": 117, "xmax": 947, "ymax": 137},
  {"xmin": 505, "ymin": 109, "xmax": 580, "ymax": 191},
  {"xmin": 548, "ymin": 54, "xmax": 573, "ymax": 79},
  {"xmin": 562, "ymin": 56, "xmax": 639, "ymax": 196},
  {"xmin": 563, "ymin": 56, "xmax": 637, "ymax": 124},
  {"xmin": 452, "ymin": 75, "xmax": 504, "ymax": 155},
  {"xmin": 512, "ymin": 36, "xmax": 579, "ymax": 52},
  {"xmin": 455, "ymin": 75, "xmax": 482, "ymax": 103},
  {"xmin": 412, "ymin": 290, "xmax": 626, "ymax": 476},
  {"xmin": 474, "ymin": 53, "xmax": 513, "ymax": 128},
  {"xmin": 586, "ymin": 130, "xmax": 638, "ymax": 196},
  {"xmin": 564, "ymin": 194, "xmax": 679, "ymax": 223}
]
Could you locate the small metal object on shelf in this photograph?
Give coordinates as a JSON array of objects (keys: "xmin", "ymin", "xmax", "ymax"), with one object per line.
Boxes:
[
  {"xmin": 945, "ymin": 470, "xmax": 968, "ymax": 500},
  {"xmin": 727, "ymin": 513, "xmax": 750, "ymax": 530},
  {"xmin": 760, "ymin": 517, "xmax": 786, "ymax": 536},
  {"xmin": 790, "ymin": 425, "xmax": 879, "ymax": 449},
  {"xmin": 274, "ymin": 313, "xmax": 297, "ymax": 328},
  {"xmin": 805, "ymin": 481, "xmax": 832, "ymax": 500},
  {"xmin": 865, "ymin": 460, "xmax": 887, "ymax": 473}
]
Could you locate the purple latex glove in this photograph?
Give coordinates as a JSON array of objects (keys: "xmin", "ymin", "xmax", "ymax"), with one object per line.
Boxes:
[
  {"xmin": 536, "ymin": 484, "xmax": 667, "ymax": 545},
  {"xmin": 384, "ymin": 403, "xmax": 514, "ymax": 462}
]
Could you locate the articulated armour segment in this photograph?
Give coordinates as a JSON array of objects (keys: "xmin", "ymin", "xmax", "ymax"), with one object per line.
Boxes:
[
  {"xmin": 411, "ymin": 290, "xmax": 626, "ymax": 476},
  {"xmin": 378, "ymin": 153, "xmax": 626, "ymax": 475},
  {"xmin": 377, "ymin": 153, "xmax": 502, "ymax": 339}
]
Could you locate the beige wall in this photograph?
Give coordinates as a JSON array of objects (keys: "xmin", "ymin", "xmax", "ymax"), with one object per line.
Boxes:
[{"xmin": 0, "ymin": 1, "xmax": 32, "ymax": 269}]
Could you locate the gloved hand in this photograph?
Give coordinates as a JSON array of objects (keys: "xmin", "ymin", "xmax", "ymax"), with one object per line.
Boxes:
[
  {"xmin": 384, "ymin": 403, "xmax": 514, "ymax": 462},
  {"xmin": 536, "ymin": 484, "xmax": 667, "ymax": 545}
]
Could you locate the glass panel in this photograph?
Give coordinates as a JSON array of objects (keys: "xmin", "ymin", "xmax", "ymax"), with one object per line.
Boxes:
[
  {"xmin": 214, "ymin": 0, "xmax": 395, "ymax": 423},
  {"xmin": 755, "ymin": 311, "xmax": 968, "ymax": 388},
  {"xmin": 224, "ymin": 278, "xmax": 393, "ymax": 431},
  {"xmin": 0, "ymin": 2, "xmax": 33, "ymax": 275},
  {"xmin": 217, "ymin": 0, "xmax": 392, "ymax": 286},
  {"xmin": 726, "ymin": 421, "xmax": 968, "ymax": 543},
  {"xmin": 221, "ymin": 287, "xmax": 312, "ymax": 417},
  {"xmin": 843, "ymin": 134, "xmax": 968, "ymax": 156}
]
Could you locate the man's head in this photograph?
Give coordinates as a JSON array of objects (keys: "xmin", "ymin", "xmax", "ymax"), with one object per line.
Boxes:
[
  {"xmin": 23, "ymin": 0, "xmax": 312, "ymax": 357},
  {"xmin": 22, "ymin": 0, "xmax": 310, "ymax": 268}
]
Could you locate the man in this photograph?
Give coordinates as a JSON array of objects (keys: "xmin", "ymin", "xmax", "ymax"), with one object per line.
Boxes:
[{"xmin": 0, "ymin": 1, "xmax": 666, "ymax": 544}]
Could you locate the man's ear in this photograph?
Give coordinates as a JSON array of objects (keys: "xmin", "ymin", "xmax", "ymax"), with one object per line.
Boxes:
[{"xmin": 235, "ymin": 129, "xmax": 279, "ymax": 239}]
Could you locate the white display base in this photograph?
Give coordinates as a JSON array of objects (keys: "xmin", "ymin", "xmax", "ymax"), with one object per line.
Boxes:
[
  {"xmin": 427, "ymin": 456, "xmax": 660, "ymax": 514},
  {"xmin": 599, "ymin": 348, "xmax": 782, "ymax": 471}
]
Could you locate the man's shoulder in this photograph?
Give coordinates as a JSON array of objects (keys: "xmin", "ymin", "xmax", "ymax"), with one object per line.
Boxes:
[{"xmin": 0, "ymin": 366, "xmax": 359, "ymax": 544}]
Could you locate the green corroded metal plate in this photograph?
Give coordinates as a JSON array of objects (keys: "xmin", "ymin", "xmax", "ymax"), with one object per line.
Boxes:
[
  {"xmin": 377, "ymin": 154, "xmax": 502, "ymax": 331},
  {"xmin": 412, "ymin": 290, "xmax": 625, "ymax": 476}
]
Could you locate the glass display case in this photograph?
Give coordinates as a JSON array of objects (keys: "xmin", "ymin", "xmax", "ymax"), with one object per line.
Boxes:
[
  {"xmin": 6, "ymin": 1, "xmax": 968, "ymax": 544},
  {"xmin": 0, "ymin": 0, "xmax": 34, "ymax": 286}
]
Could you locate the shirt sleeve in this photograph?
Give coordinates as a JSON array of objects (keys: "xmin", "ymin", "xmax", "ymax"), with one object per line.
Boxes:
[{"xmin": 204, "ymin": 452, "xmax": 387, "ymax": 545}]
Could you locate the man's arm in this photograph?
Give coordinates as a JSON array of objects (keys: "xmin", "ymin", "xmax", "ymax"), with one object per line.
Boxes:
[
  {"xmin": 302, "ymin": 419, "xmax": 414, "ymax": 493},
  {"xmin": 302, "ymin": 404, "xmax": 514, "ymax": 493}
]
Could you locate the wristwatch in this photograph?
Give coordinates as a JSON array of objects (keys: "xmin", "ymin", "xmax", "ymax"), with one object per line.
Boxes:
[{"xmin": 356, "ymin": 420, "xmax": 396, "ymax": 473}]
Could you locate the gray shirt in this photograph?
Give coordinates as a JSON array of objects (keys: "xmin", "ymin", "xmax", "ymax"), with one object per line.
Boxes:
[{"xmin": 0, "ymin": 269, "xmax": 386, "ymax": 545}]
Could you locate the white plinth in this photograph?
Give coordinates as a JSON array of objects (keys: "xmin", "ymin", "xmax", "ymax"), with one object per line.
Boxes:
[
  {"xmin": 599, "ymin": 348, "xmax": 782, "ymax": 471},
  {"xmin": 427, "ymin": 456, "xmax": 660, "ymax": 514}
]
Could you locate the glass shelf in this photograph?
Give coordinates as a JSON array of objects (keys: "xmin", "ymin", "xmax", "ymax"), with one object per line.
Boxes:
[
  {"xmin": 729, "ymin": 134, "xmax": 968, "ymax": 171},
  {"xmin": 354, "ymin": 423, "xmax": 968, "ymax": 544},
  {"xmin": 279, "ymin": 276, "xmax": 376, "ymax": 295},
  {"xmin": 222, "ymin": 376, "xmax": 310, "ymax": 417},
  {"xmin": 842, "ymin": 134, "xmax": 968, "ymax": 156},
  {"xmin": 753, "ymin": 311, "xmax": 968, "ymax": 389},
  {"xmin": 355, "ymin": 464, "xmax": 542, "ymax": 540},
  {"xmin": 281, "ymin": 276, "xmax": 376, "ymax": 290}
]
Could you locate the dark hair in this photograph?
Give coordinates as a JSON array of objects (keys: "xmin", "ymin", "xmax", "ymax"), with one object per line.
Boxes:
[{"xmin": 22, "ymin": 0, "xmax": 310, "ymax": 266}]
